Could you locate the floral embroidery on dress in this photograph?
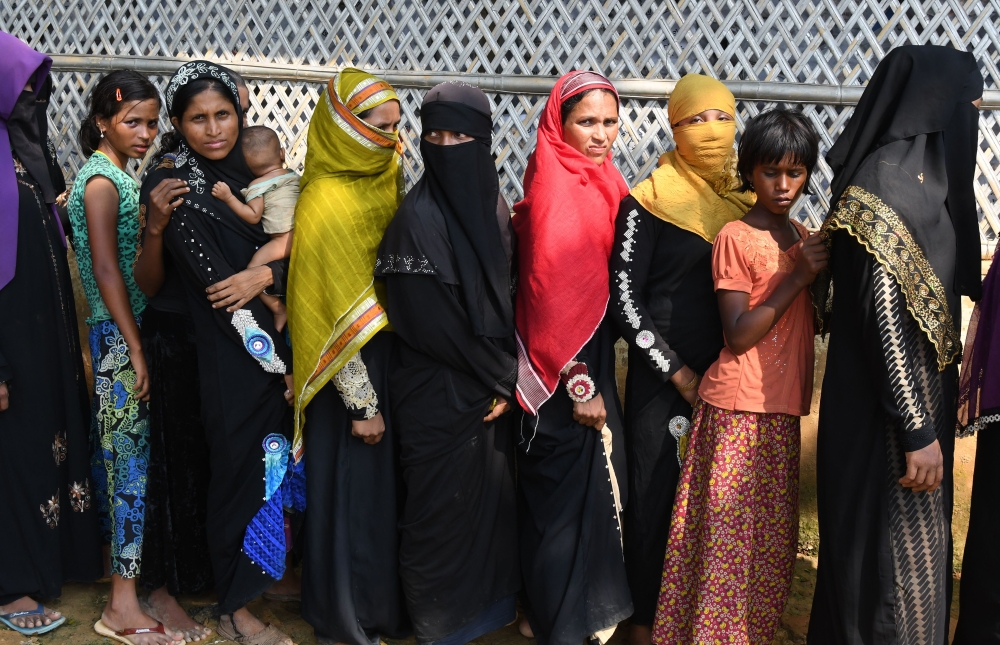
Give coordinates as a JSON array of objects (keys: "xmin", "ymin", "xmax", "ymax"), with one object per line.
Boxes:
[
  {"xmin": 374, "ymin": 254, "xmax": 437, "ymax": 275},
  {"xmin": 332, "ymin": 354, "xmax": 379, "ymax": 419},
  {"xmin": 70, "ymin": 479, "xmax": 92, "ymax": 513},
  {"xmin": 88, "ymin": 318, "xmax": 150, "ymax": 579},
  {"xmin": 52, "ymin": 431, "xmax": 67, "ymax": 465},
  {"xmin": 40, "ymin": 491, "xmax": 60, "ymax": 528},
  {"xmin": 12, "ymin": 154, "xmax": 26, "ymax": 176}
]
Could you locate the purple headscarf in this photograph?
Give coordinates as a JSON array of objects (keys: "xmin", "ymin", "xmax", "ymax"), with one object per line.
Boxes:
[
  {"xmin": 0, "ymin": 31, "xmax": 53, "ymax": 291},
  {"xmin": 958, "ymin": 253, "xmax": 1000, "ymax": 435}
]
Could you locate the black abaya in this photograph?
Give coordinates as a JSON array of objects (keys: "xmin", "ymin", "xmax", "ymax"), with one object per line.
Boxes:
[
  {"xmin": 809, "ymin": 46, "xmax": 982, "ymax": 645},
  {"xmin": 301, "ymin": 330, "xmax": 409, "ymax": 645},
  {"xmin": 138, "ymin": 305, "xmax": 214, "ymax": 596},
  {"xmin": 809, "ymin": 230, "xmax": 956, "ymax": 645},
  {"xmin": 954, "ymin": 424, "xmax": 1000, "ymax": 643},
  {"xmin": 384, "ymin": 272, "xmax": 519, "ymax": 644},
  {"xmin": 517, "ymin": 316, "xmax": 632, "ymax": 645},
  {"xmin": 607, "ymin": 196, "xmax": 725, "ymax": 625},
  {"xmin": 0, "ymin": 149, "xmax": 101, "ymax": 603},
  {"xmin": 144, "ymin": 143, "xmax": 293, "ymax": 613}
]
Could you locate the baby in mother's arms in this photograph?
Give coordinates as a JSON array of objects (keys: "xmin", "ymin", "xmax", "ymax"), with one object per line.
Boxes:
[{"xmin": 212, "ymin": 125, "xmax": 299, "ymax": 331}]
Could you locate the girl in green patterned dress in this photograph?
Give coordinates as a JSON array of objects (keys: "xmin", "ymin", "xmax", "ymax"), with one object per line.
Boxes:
[{"xmin": 67, "ymin": 71, "xmax": 184, "ymax": 645}]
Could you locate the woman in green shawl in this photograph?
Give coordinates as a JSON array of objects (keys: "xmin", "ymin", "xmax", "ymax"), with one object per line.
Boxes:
[{"xmin": 288, "ymin": 69, "xmax": 409, "ymax": 645}]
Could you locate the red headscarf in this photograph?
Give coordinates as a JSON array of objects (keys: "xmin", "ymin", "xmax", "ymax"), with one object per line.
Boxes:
[{"xmin": 513, "ymin": 71, "xmax": 629, "ymax": 415}]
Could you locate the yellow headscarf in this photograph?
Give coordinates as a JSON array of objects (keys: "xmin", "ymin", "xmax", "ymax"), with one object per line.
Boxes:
[
  {"xmin": 287, "ymin": 69, "xmax": 403, "ymax": 461},
  {"xmin": 631, "ymin": 73, "xmax": 755, "ymax": 242}
]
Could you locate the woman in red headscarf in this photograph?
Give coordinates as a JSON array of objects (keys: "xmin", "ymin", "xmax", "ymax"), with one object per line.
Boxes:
[{"xmin": 513, "ymin": 70, "xmax": 633, "ymax": 645}]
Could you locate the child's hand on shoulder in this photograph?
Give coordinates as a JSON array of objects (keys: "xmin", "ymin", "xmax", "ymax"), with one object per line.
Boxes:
[
  {"xmin": 793, "ymin": 232, "xmax": 829, "ymax": 286},
  {"xmin": 211, "ymin": 181, "xmax": 233, "ymax": 201}
]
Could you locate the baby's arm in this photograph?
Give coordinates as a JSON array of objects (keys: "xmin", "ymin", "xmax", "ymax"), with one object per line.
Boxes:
[
  {"xmin": 212, "ymin": 181, "xmax": 264, "ymax": 224},
  {"xmin": 248, "ymin": 230, "xmax": 293, "ymax": 269}
]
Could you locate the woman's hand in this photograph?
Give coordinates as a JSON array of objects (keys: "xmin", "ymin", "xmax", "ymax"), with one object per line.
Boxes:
[
  {"xmin": 573, "ymin": 392, "xmax": 606, "ymax": 429},
  {"xmin": 670, "ymin": 365, "xmax": 700, "ymax": 406},
  {"xmin": 206, "ymin": 265, "xmax": 274, "ymax": 312},
  {"xmin": 901, "ymin": 440, "xmax": 944, "ymax": 493},
  {"xmin": 791, "ymin": 232, "xmax": 829, "ymax": 287},
  {"xmin": 352, "ymin": 412, "xmax": 385, "ymax": 445},
  {"xmin": 283, "ymin": 374, "xmax": 294, "ymax": 406},
  {"xmin": 0, "ymin": 382, "xmax": 9, "ymax": 411},
  {"xmin": 146, "ymin": 178, "xmax": 189, "ymax": 236},
  {"xmin": 484, "ymin": 397, "xmax": 511, "ymax": 423},
  {"xmin": 130, "ymin": 346, "xmax": 151, "ymax": 402}
]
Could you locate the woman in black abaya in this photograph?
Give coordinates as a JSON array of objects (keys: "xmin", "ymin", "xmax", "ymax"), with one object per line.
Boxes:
[
  {"xmin": 0, "ymin": 33, "xmax": 101, "ymax": 635},
  {"xmin": 375, "ymin": 82, "xmax": 520, "ymax": 645},
  {"xmin": 809, "ymin": 45, "xmax": 983, "ymax": 645},
  {"xmin": 139, "ymin": 61, "xmax": 296, "ymax": 645}
]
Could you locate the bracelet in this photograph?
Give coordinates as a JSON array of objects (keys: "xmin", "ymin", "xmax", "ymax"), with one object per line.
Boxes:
[{"xmin": 675, "ymin": 372, "xmax": 700, "ymax": 393}]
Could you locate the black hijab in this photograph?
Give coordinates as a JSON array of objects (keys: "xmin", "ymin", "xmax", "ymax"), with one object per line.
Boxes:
[
  {"xmin": 827, "ymin": 45, "xmax": 983, "ymax": 299},
  {"xmin": 376, "ymin": 82, "xmax": 514, "ymax": 338}
]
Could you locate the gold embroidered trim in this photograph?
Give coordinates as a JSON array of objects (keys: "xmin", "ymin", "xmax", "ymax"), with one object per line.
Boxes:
[{"xmin": 823, "ymin": 185, "xmax": 960, "ymax": 371}]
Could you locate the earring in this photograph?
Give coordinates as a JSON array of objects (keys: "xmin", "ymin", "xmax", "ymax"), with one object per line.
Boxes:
[{"xmin": 100, "ymin": 130, "xmax": 105, "ymax": 139}]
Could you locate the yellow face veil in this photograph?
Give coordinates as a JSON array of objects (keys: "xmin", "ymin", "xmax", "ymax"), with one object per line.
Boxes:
[
  {"xmin": 287, "ymin": 68, "xmax": 404, "ymax": 461},
  {"xmin": 631, "ymin": 73, "xmax": 753, "ymax": 242}
]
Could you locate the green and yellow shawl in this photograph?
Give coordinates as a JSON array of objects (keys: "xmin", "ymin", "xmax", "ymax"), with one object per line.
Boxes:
[{"xmin": 288, "ymin": 69, "xmax": 403, "ymax": 461}]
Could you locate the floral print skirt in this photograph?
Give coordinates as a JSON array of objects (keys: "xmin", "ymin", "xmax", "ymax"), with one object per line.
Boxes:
[
  {"xmin": 89, "ymin": 317, "xmax": 150, "ymax": 579},
  {"xmin": 652, "ymin": 401, "xmax": 800, "ymax": 645}
]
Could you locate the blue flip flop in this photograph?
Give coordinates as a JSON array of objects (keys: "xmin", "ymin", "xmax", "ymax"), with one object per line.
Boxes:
[{"xmin": 0, "ymin": 602, "xmax": 66, "ymax": 636}]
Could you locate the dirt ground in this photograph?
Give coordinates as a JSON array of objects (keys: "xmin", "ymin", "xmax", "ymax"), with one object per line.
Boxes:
[{"xmin": 0, "ymin": 561, "xmax": 965, "ymax": 645}]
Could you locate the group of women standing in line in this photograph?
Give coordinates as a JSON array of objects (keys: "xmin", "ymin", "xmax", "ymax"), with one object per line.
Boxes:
[{"xmin": 1, "ymin": 27, "xmax": 998, "ymax": 645}]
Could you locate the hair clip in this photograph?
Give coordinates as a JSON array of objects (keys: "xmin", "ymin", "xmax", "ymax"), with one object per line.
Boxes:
[{"xmin": 116, "ymin": 88, "xmax": 123, "ymax": 101}]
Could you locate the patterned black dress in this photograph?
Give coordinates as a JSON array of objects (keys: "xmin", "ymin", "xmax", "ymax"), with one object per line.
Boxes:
[{"xmin": 0, "ymin": 143, "xmax": 102, "ymax": 602}]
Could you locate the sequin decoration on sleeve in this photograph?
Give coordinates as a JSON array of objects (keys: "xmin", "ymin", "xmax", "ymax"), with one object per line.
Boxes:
[{"xmin": 231, "ymin": 309, "xmax": 287, "ymax": 374}]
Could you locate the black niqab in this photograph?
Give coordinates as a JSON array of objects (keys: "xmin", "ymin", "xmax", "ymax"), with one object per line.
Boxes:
[
  {"xmin": 376, "ymin": 82, "xmax": 513, "ymax": 338},
  {"xmin": 826, "ymin": 45, "xmax": 984, "ymax": 299},
  {"xmin": 7, "ymin": 75, "xmax": 61, "ymax": 204}
]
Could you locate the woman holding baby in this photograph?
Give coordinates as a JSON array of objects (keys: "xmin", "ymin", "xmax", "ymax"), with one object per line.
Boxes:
[{"xmin": 135, "ymin": 60, "xmax": 297, "ymax": 645}]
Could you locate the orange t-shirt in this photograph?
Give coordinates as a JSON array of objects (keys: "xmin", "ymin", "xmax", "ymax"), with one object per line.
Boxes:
[{"xmin": 698, "ymin": 219, "xmax": 815, "ymax": 416}]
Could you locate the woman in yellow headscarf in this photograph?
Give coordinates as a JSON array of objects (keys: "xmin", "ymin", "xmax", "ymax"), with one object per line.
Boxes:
[
  {"xmin": 606, "ymin": 73, "xmax": 754, "ymax": 645},
  {"xmin": 287, "ymin": 68, "xmax": 409, "ymax": 645}
]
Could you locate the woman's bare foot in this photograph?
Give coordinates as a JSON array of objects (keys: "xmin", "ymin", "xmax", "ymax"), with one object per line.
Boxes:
[
  {"xmin": 0, "ymin": 596, "xmax": 61, "ymax": 630},
  {"xmin": 230, "ymin": 608, "xmax": 293, "ymax": 645},
  {"xmin": 263, "ymin": 556, "xmax": 301, "ymax": 601},
  {"xmin": 101, "ymin": 606, "xmax": 184, "ymax": 645},
  {"xmin": 101, "ymin": 576, "xmax": 184, "ymax": 645},
  {"xmin": 142, "ymin": 587, "xmax": 211, "ymax": 643},
  {"xmin": 519, "ymin": 618, "xmax": 534, "ymax": 638},
  {"xmin": 628, "ymin": 624, "xmax": 652, "ymax": 645}
]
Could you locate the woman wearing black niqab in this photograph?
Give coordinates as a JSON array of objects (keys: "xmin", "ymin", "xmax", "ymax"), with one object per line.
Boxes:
[
  {"xmin": 375, "ymin": 82, "xmax": 520, "ymax": 645},
  {"xmin": 809, "ymin": 45, "xmax": 983, "ymax": 645},
  {"xmin": 0, "ymin": 32, "xmax": 101, "ymax": 635}
]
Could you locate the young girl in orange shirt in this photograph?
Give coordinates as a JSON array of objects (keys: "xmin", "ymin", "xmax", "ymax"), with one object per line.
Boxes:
[{"xmin": 652, "ymin": 109, "xmax": 825, "ymax": 645}]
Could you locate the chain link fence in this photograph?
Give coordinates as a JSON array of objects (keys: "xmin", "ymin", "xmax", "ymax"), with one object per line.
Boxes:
[{"xmin": 4, "ymin": 0, "xmax": 1000, "ymax": 246}]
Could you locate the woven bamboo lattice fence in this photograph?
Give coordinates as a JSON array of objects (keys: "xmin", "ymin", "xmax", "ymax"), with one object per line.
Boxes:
[{"xmin": 3, "ymin": 0, "xmax": 1000, "ymax": 246}]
